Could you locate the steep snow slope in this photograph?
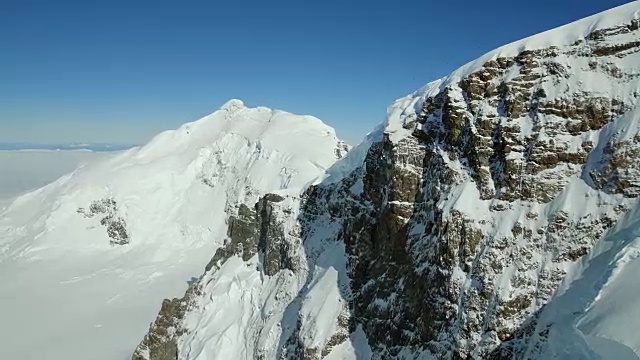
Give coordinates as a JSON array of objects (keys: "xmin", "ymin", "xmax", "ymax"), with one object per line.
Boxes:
[
  {"xmin": 135, "ymin": 2, "xmax": 640, "ymax": 360},
  {"xmin": 0, "ymin": 100, "xmax": 347, "ymax": 360}
]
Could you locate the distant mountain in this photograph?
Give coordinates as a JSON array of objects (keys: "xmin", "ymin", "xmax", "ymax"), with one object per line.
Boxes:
[
  {"xmin": 0, "ymin": 100, "xmax": 347, "ymax": 360},
  {"xmin": 0, "ymin": 142, "xmax": 137, "ymax": 151},
  {"xmin": 133, "ymin": 2, "xmax": 640, "ymax": 359}
]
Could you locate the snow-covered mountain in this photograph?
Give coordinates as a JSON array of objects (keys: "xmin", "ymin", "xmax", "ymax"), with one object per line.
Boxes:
[
  {"xmin": 133, "ymin": 2, "xmax": 640, "ymax": 359},
  {"xmin": 0, "ymin": 100, "xmax": 347, "ymax": 360}
]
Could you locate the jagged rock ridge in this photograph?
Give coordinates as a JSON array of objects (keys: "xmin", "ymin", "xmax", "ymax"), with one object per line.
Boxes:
[{"xmin": 134, "ymin": 2, "xmax": 640, "ymax": 359}]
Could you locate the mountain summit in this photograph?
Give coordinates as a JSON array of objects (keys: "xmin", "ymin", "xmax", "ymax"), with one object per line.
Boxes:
[
  {"xmin": 134, "ymin": 2, "xmax": 640, "ymax": 359},
  {"xmin": 0, "ymin": 101, "xmax": 347, "ymax": 360}
]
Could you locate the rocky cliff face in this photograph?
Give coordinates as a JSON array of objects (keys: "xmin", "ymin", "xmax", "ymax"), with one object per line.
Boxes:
[{"xmin": 133, "ymin": 3, "xmax": 640, "ymax": 359}]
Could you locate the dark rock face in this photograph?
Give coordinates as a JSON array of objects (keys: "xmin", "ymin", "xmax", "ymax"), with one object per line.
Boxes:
[
  {"xmin": 204, "ymin": 193, "xmax": 298, "ymax": 276},
  {"xmin": 306, "ymin": 134, "xmax": 619, "ymax": 358},
  {"xmin": 205, "ymin": 203, "xmax": 259, "ymax": 272},
  {"xmin": 300, "ymin": 136, "xmax": 439, "ymax": 356},
  {"xmin": 132, "ymin": 283, "xmax": 202, "ymax": 360},
  {"xmin": 588, "ymin": 135, "xmax": 640, "ymax": 197},
  {"xmin": 77, "ymin": 198, "xmax": 129, "ymax": 245},
  {"xmin": 422, "ymin": 36, "xmax": 635, "ymax": 204},
  {"xmin": 257, "ymin": 195, "xmax": 299, "ymax": 276}
]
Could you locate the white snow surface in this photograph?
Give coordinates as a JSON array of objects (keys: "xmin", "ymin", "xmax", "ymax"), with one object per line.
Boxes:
[
  {"xmin": 0, "ymin": 100, "xmax": 345, "ymax": 360},
  {"xmin": 0, "ymin": 150, "xmax": 113, "ymax": 210}
]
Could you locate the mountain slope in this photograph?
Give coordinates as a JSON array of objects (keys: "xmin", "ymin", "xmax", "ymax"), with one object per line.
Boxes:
[
  {"xmin": 0, "ymin": 100, "xmax": 347, "ymax": 360},
  {"xmin": 134, "ymin": 2, "xmax": 640, "ymax": 359}
]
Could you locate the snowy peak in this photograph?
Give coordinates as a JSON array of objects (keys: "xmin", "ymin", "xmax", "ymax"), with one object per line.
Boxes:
[
  {"xmin": 219, "ymin": 98, "xmax": 246, "ymax": 112},
  {"xmin": 136, "ymin": 99, "xmax": 346, "ymax": 163},
  {"xmin": 0, "ymin": 100, "xmax": 348, "ymax": 360},
  {"xmin": 1, "ymin": 100, "xmax": 347, "ymax": 252}
]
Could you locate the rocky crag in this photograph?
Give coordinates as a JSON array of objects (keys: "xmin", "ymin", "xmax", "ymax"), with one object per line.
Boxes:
[{"xmin": 133, "ymin": 3, "xmax": 640, "ymax": 359}]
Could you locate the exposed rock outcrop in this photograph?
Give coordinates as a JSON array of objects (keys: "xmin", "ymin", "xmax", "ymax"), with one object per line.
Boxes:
[{"xmin": 77, "ymin": 198, "xmax": 129, "ymax": 245}]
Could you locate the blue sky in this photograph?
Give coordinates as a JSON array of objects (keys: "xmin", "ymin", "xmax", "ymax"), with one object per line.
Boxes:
[{"xmin": 1, "ymin": 0, "xmax": 631, "ymax": 145}]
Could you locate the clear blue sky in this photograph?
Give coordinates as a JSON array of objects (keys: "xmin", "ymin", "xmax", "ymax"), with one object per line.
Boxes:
[{"xmin": 1, "ymin": 0, "xmax": 631, "ymax": 145}]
